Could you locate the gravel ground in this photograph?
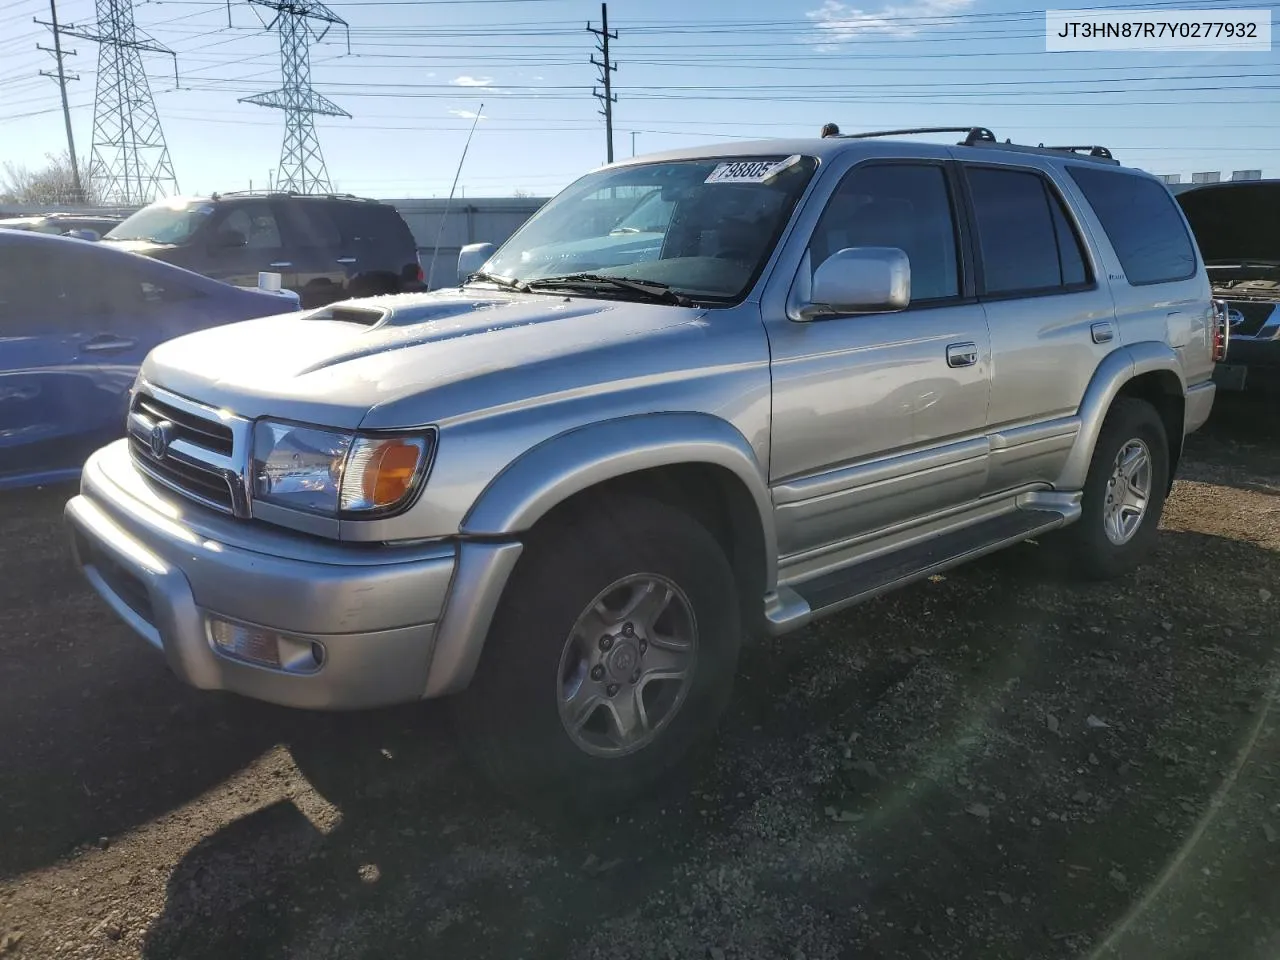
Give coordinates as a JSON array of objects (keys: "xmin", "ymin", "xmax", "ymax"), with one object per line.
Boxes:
[{"xmin": 1, "ymin": 392, "xmax": 1278, "ymax": 960}]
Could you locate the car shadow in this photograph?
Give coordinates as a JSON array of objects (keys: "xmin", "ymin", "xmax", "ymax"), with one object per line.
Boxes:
[
  {"xmin": 0, "ymin": 484, "xmax": 292, "ymax": 879},
  {"xmin": 137, "ymin": 527, "xmax": 1280, "ymax": 960}
]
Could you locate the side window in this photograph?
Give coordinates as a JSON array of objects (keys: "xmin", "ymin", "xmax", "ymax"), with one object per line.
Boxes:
[
  {"xmin": 0, "ymin": 245, "xmax": 69, "ymax": 331},
  {"xmin": 217, "ymin": 205, "xmax": 282, "ymax": 250},
  {"xmin": 809, "ymin": 163, "xmax": 960, "ymax": 303},
  {"xmin": 1067, "ymin": 166, "xmax": 1197, "ymax": 285},
  {"xmin": 284, "ymin": 203, "xmax": 342, "ymax": 250},
  {"xmin": 966, "ymin": 166, "xmax": 1090, "ymax": 296}
]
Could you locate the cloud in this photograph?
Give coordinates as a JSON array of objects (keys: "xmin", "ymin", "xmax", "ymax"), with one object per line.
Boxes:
[
  {"xmin": 451, "ymin": 75, "xmax": 494, "ymax": 87},
  {"xmin": 448, "ymin": 108, "xmax": 488, "ymax": 120},
  {"xmin": 807, "ymin": 0, "xmax": 976, "ymax": 44}
]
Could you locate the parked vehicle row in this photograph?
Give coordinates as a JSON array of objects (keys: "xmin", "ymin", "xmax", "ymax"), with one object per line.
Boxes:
[{"xmin": 63, "ymin": 126, "xmax": 1225, "ymax": 810}]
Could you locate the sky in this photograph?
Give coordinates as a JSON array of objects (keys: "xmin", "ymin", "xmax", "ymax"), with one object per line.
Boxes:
[{"xmin": 0, "ymin": 0, "xmax": 1275, "ymax": 200}]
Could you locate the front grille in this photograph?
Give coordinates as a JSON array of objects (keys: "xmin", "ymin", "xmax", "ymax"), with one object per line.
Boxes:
[
  {"xmin": 127, "ymin": 386, "xmax": 248, "ymax": 517},
  {"xmin": 1223, "ymin": 299, "xmax": 1278, "ymax": 338},
  {"xmin": 129, "ymin": 437, "xmax": 236, "ymax": 512},
  {"xmin": 133, "ymin": 393, "xmax": 234, "ymax": 456}
]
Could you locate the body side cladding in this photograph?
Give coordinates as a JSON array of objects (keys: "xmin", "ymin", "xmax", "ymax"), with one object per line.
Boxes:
[{"xmin": 1057, "ymin": 341, "xmax": 1187, "ymax": 491}]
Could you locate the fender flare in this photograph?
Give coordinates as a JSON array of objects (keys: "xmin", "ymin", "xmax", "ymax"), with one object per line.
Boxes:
[
  {"xmin": 1058, "ymin": 341, "xmax": 1186, "ymax": 491},
  {"xmin": 461, "ymin": 412, "xmax": 779, "ymax": 587}
]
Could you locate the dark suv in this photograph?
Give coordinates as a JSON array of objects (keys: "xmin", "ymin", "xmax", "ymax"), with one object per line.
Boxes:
[{"xmin": 101, "ymin": 192, "xmax": 423, "ymax": 308}]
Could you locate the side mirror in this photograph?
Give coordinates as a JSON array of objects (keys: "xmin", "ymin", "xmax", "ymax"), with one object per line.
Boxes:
[
  {"xmin": 794, "ymin": 247, "xmax": 911, "ymax": 321},
  {"xmin": 214, "ymin": 229, "xmax": 247, "ymax": 250},
  {"xmin": 457, "ymin": 242, "xmax": 496, "ymax": 284}
]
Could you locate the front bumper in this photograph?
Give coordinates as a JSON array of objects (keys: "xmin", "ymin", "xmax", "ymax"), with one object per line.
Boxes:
[{"xmin": 65, "ymin": 440, "xmax": 520, "ymax": 710}]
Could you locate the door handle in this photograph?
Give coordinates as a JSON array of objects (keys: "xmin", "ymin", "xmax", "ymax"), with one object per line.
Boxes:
[
  {"xmin": 269, "ymin": 261, "xmax": 293, "ymax": 268},
  {"xmin": 335, "ymin": 257, "xmax": 356, "ymax": 265},
  {"xmin": 82, "ymin": 335, "xmax": 136, "ymax": 354},
  {"xmin": 1091, "ymin": 321, "xmax": 1116, "ymax": 344},
  {"xmin": 946, "ymin": 342, "xmax": 978, "ymax": 368}
]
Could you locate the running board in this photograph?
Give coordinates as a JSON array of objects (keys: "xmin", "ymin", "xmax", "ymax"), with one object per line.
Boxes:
[{"xmin": 764, "ymin": 507, "xmax": 1073, "ymax": 636}]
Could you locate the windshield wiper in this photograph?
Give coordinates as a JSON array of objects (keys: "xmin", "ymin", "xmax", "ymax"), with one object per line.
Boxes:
[
  {"xmin": 524, "ymin": 273, "xmax": 693, "ymax": 307},
  {"xmin": 463, "ymin": 270, "xmax": 531, "ymax": 292}
]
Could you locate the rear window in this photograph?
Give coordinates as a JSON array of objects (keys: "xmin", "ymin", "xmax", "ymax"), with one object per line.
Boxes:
[
  {"xmin": 1067, "ymin": 166, "xmax": 1197, "ymax": 285},
  {"xmin": 329, "ymin": 203, "xmax": 414, "ymax": 252}
]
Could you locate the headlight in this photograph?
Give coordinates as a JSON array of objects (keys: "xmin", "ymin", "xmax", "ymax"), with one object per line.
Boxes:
[{"xmin": 251, "ymin": 420, "xmax": 433, "ymax": 518}]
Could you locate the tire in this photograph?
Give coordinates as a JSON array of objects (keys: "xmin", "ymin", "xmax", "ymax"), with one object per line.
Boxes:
[
  {"xmin": 1063, "ymin": 397, "xmax": 1170, "ymax": 580},
  {"xmin": 449, "ymin": 493, "xmax": 742, "ymax": 813}
]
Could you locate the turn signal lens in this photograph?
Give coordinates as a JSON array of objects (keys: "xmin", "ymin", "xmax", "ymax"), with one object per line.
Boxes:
[{"xmin": 339, "ymin": 436, "xmax": 429, "ymax": 513}]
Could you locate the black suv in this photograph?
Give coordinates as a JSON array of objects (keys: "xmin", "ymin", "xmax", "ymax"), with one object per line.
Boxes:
[{"xmin": 101, "ymin": 192, "xmax": 423, "ymax": 309}]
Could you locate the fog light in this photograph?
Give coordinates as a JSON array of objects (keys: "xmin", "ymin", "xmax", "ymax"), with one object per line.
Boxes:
[{"xmin": 207, "ymin": 616, "xmax": 324, "ymax": 673}]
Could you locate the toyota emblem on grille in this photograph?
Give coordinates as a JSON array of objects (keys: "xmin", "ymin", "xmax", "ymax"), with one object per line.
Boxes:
[{"xmin": 150, "ymin": 420, "xmax": 174, "ymax": 460}]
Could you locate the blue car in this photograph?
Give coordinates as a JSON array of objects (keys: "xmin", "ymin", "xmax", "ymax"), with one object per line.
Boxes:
[{"xmin": 0, "ymin": 229, "xmax": 299, "ymax": 490}]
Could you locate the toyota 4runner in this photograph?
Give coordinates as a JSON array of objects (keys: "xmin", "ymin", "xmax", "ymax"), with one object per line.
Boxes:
[{"xmin": 66, "ymin": 127, "xmax": 1223, "ymax": 807}]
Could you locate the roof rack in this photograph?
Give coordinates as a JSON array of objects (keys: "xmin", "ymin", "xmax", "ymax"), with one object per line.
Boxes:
[
  {"xmin": 210, "ymin": 189, "xmax": 380, "ymax": 202},
  {"xmin": 1039, "ymin": 144, "xmax": 1114, "ymax": 160},
  {"xmin": 839, "ymin": 126, "xmax": 996, "ymax": 146},
  {"xmin": 834, "ymin": 125, "xmax": 1120, "ymax": 165}
]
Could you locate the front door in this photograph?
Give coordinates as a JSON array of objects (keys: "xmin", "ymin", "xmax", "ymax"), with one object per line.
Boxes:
[
  {"xmin": 205, "ymin": 201, "xmax": 288, "ymax": 289},
  {"xmin": 764, "ymin": 159, "xmax": 992, "ymax": 559}
]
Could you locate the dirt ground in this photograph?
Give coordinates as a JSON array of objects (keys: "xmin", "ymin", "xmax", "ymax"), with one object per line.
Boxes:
[{"xmin": 1, "ymin": 392, "xmax": 1278, "ymax": 960}]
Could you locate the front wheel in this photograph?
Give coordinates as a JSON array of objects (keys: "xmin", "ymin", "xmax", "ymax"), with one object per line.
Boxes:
[
  {"xmin": 1062, "ymin": 397, "xmax": 1170, "ymax": 580},
  {"xmin": 449, "ymin": 494, "xmax": 742, "ymax": 812}
]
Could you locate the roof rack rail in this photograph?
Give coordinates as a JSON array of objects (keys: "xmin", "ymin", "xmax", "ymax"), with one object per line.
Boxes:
[
  {"xmin": 211, "ymin": 189, "xmax": 375, "ymax": 202},
  {"xmin": 1039, "ymin": 144, "xmax": 1114, "ymax": 160},
  {"xmin": 840, "ymin": 126, "xmax": 996, "ymax": 146}
]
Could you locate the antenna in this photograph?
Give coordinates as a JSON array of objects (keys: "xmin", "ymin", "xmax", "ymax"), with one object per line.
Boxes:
[{"xmin": 426, "ymin": 104, "xmax": 484, "ymax": 292}]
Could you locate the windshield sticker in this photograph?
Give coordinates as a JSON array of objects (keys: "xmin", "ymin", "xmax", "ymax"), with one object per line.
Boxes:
[{"xmin": 705, "ymin": 156, "xmax": 802, "ymax": 185}]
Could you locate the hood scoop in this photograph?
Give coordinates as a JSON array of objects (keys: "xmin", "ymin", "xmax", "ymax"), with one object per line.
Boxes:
[{"xmin": 315, "ymin": 305, "xmax": 389, "ymax": 327}]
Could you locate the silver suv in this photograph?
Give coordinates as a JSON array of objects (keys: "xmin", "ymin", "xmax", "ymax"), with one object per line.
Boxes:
[{"xmin": 66, "ymin": 127, "xmax": 1223, "ymax": 807}]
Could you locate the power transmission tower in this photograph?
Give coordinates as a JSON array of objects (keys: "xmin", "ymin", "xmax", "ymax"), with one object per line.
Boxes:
[
  {"xmin": 588, "ymin": 2, "xmax": 617, "ymax": 164},
  {"xmin": 240, "ymin": 0, "xmax": 350, "ymax": 195},
  {"xmin": 35, "ymin": 0, "xmax": 85, "ymax": 202},
  {"xmin": 59, "ymin": 0, "xmax": 180, "ymax": 205}
]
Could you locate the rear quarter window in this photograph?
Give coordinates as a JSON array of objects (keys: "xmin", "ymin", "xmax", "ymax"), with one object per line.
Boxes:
[{"xmin": 1067, "ymin": 166, "xmax": 1197, "ymax": 285}]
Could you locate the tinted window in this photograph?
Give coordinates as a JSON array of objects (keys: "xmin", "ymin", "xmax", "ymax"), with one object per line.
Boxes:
[
  {"xmin": 810, "ymin": 163, "xmax": 959, "ymax": 302},
  {"xmin": 329, "ymin": 203, "xmax": 415, "ymax": 256},
  {"xmin": 216, "ymin": 204, "xmax": 282, "ymax": 250},
  {"xmin": 284, "ymin": 203, "xmax": 342, "ymax": 248},
  {"xmin": 967, "ymin": 167, "xmax": 1066, "ymax": 295},
  {"xmin": 0, "ymin": 244, "xmax": 70, "ymax": 330},
  {"xmin": 1048, "ymin": 191, "xmax": 1089, "ymax": 286},
  {"xmin": 1068, "ymin": 166, "xmax": 1197, "ymax": 285}
]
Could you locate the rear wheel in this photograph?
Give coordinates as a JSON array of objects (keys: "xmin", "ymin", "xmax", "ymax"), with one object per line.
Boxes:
[
  {"xmin": 1063, "ymin": 397, "xmax": 1170, "ymax": 580},
  {"xmin": 449, "ymin": 494, "xmax": 742, "ymax": 812}
]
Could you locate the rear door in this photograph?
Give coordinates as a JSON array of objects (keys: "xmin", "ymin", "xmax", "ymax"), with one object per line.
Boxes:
[
  {"xmin": 328, "ymin": 202, "xmax": 418, "ymax": 298},
  {"xmin": 275, "ymin": 200, "xmax": 347, "ymax": 307},
  {"xmin": 0, "ymin": 240, "xmax": 112, "ymax": 484},
  {"xmin": 958, "ymin": 161, "xmax": 1118, "ymax": 494}
]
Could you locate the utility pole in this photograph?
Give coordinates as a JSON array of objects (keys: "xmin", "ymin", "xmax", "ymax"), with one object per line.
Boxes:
[
  {"xmin": 35, "ymin": 0, "xmax": 84, "ymax": 202},
  {"xmin": 631, "ymin": 131, "xmax": 637, "ymax": 157},
  {"xmin": 588, "ymin": 2, "xmax": 617, "ymax": 163}
]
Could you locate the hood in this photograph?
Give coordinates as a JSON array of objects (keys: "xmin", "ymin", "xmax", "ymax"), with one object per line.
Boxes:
[
  {"xmin": 140, "ymin": 289, "xmax": 707, "ymax": 429},
  {"xmin": 1176, "ymin": 181, "xmax": 1280, "ymax": 266}
]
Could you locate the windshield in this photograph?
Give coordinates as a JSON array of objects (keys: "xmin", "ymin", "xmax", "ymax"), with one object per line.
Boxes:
[
  {"xmin": 475, "ymin": 155, "xmax": 819, "ymax": 302},
  {"xmin": 103, "ymin": 198, "xmax": 214, "ymax": 244}
]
